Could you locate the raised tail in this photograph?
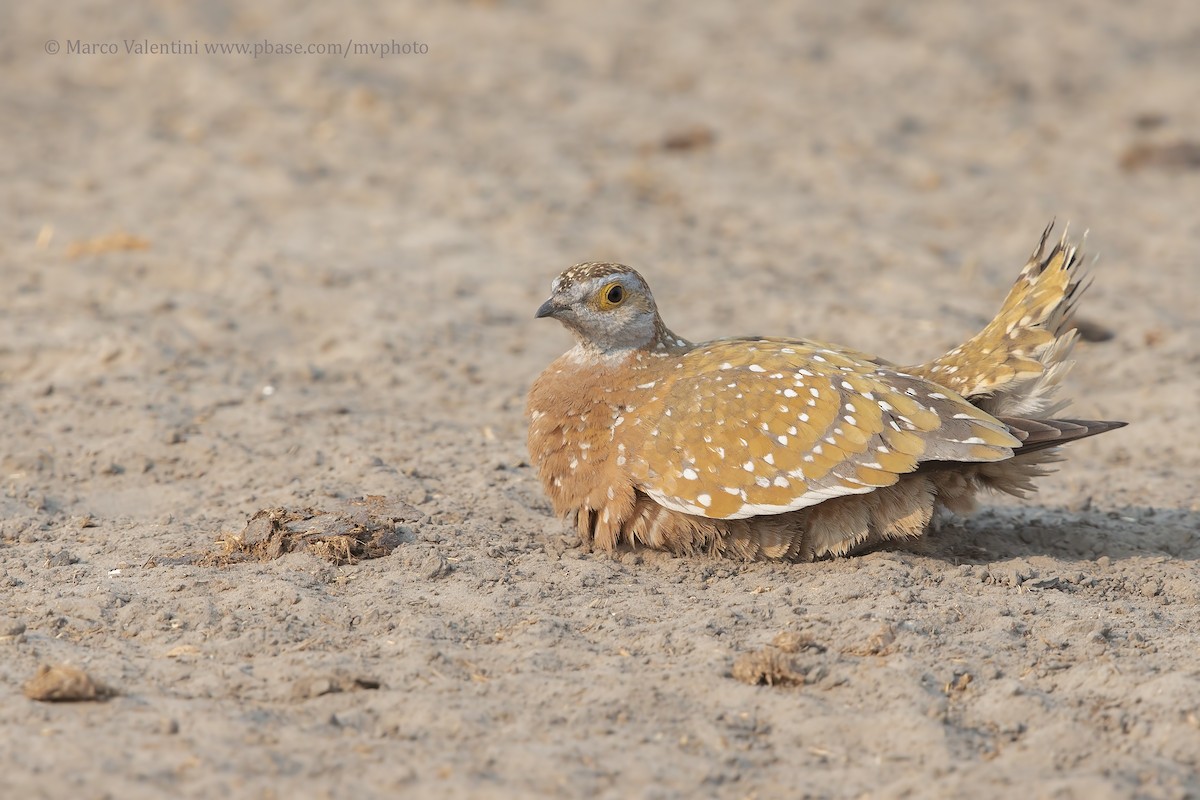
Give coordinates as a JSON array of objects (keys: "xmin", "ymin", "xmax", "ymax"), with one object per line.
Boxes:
[
  {"xmin": 908, "ymin": 223, "xmax": 1125, "ymax": 509},
  {"xmin": 909, "ymin": 222, "xmax": 1087, "ymax": 418}
]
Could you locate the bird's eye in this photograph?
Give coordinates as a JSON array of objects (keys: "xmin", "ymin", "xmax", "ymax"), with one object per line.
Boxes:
[{"xmin": 601, "ymin": 283, "xmax": 625, "ymax": 308}]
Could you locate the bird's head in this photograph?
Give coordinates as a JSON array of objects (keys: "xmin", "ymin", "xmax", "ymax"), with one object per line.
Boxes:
[{"xmin": 535, "ymin": 263, "xmax": 672, "ymax": 354}]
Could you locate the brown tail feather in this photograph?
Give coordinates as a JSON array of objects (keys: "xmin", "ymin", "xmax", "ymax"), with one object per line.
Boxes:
[
  {"xmin": 1001, "ymin": 417, "xmax": 1128, "ymax": 455},
  {"xmin": 916, "ymin": 417, "xmax": 1126, "ymax": 474}
]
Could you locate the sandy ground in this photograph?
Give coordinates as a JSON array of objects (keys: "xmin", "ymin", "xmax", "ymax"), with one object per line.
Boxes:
[{"xmin": 2, "ymin": 1, "xmax": 1199, "ymax": 797}]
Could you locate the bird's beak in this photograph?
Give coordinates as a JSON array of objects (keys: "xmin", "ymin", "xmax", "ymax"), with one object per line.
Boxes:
[{"xmin": 535, "ymin": 297, "xmax": 560, "ymax": 319}]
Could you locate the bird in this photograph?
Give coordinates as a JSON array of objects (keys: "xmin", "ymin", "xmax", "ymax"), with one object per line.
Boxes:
[{"xmin": 526, "ymin": 224, "xmax": 1125, "ymax": 561}]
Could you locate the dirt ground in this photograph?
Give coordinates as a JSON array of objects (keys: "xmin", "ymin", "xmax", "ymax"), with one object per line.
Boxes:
[{"xmin": 3, "ymin": 2, "xmax": 1199, "ymax": 798}]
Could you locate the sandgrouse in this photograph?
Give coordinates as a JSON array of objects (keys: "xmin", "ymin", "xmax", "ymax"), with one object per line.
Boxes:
[{"xmin": 527, "ymin": 225, "xmax": 1125, "ymax": 561}]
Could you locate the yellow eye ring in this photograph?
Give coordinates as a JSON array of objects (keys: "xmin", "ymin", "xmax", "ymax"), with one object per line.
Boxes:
[{"xmin": 599, "ymin": 282, "xmax": 625, "ymax": 309}]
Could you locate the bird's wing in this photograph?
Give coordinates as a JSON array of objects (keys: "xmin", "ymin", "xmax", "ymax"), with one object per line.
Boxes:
[{"xmin": 626, "ymin": 338, "xmax": 1021, "ymax": 520}]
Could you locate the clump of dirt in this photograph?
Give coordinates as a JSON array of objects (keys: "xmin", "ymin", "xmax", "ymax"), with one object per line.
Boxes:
[
  {"xmin": 731, "ymin": 630, "xmax": 822, "ymax": 687},
  {"xmin": 1119, "ymin": 140, "xmax": 1200, "ymax": 171},
  {"xmin": 205, "ymin": 496, "xmax": 416, "ymax": 566},
  {"xmin": 659, "ymin": 124, "xmax": 716, "ymax": 151},
  {"xmin": 24, "ymin": 664, "xmax": 112, "ymax": 702},
  {"xmin": 732, "ymin": 647, "xmax": 804, "ymax": 686},
  {"xmin": 290, "ymin": 673, "xmax": 383, "ymax": 701}
]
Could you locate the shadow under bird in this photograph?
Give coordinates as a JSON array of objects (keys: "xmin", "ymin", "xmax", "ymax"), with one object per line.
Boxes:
[{"xmin": 527, "ymin": 225, "xmax": 1126, "ymax": 561}]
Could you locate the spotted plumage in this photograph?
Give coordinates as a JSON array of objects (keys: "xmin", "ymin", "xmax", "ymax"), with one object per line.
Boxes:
[{"xmin": 527, "ymin": 225, "xmax": 1126, "ymax": 561}]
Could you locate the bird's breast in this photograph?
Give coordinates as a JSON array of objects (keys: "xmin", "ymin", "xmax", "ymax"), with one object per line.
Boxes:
[{"xmin": 526, "ymin": 350, "xmax": 674, "ymax": 516}]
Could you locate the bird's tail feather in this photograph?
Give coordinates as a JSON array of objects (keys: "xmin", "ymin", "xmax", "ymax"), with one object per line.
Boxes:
[{"xmin": 910, "ymin": 222, "xmax": 1088, "ymax": 418}]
